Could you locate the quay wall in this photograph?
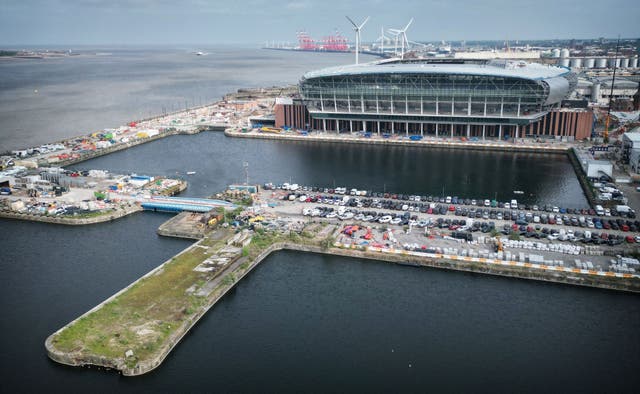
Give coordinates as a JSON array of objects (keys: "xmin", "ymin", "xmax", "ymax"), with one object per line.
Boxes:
[
  {"xmin": 44, "ymin": 236, "xmax": 211, "ymax": 374},
  {"xmin": 156, "ymin": 212, "xmax": 205, "ymax": 240},
  {"xmin": 568, "ymin": 147, "xmax": 598, "ymax": 207},
  {"xmin": 48, "ymin": 126, "xmax": 224, "ymax": 168},
  {"xmin": 0, "ymin": 204, "xmax": 142, "ymax": 225},
  {"xmin": 46, "ymin": 238, "xmax": 639, "ymax": 377},
  {"xmin": 224, "ymin": 129, "xmax": 570, "ymax": 154}
]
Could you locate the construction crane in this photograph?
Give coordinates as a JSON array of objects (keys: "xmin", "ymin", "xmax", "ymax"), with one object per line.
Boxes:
[{"xmin": 604, "ymin": 35, "xmax": 621, "ymax": 143}]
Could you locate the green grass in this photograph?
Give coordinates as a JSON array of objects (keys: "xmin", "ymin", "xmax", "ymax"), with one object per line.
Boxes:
[
  {"xmin": 50, "ymin": 225, "xmax": 327, "ymax": 367},
  {"xmin": 52, "ymin": 244, "xmax": 210, "ymax": 362},
  {"xmin": 61, "ymin": 209, "xmax": 121, "ymax": 219}
]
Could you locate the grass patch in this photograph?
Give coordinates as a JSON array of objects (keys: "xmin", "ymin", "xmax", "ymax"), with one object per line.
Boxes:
[
  {"xmin": 51, "ymin": 224, "xmax": 327, "ymax": 368},
  {"xmin": 62, "ymin": 210, "xmax": 115, "ymax": 219},
  {"xmin": 52, "ymin": 244, "xmax": 210, "ymax": 362}
]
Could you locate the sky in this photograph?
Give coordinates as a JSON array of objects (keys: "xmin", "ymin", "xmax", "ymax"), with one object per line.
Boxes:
[{"xmin": 1, "ymin": 0, "xmax": 639, "ymax": 46}]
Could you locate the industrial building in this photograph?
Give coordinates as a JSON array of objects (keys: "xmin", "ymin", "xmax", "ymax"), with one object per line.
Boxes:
[
  {"xmin": 575, "ymin": 76, "xmax": 640, "ymax": 105},
  {"xmin": 276, "ymin": 59, "xmax": 594, "ymax": 140},
  {"xmin": 622, "ymin": 127, "xmax": 640, "ymax": 173},
  {"xmin": 552, "ymin": 47, "xmax": 639, "ymax": 70}
]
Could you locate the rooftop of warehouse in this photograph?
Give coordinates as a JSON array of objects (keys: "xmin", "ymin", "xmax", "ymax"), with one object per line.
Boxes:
[{"xmin": 623, "ymin": 127, "xmax": 640, "ymax": 143}]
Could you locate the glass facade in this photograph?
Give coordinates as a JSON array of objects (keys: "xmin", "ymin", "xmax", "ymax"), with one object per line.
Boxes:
[{"xmin": 300, "ymin": 72, "xmax": 556, "ymax": 120}]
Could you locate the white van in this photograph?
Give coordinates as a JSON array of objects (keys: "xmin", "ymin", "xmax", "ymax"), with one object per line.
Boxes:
[{"xmin": 510, "ymin": 199, "xmax": 518, "ymax": 209}]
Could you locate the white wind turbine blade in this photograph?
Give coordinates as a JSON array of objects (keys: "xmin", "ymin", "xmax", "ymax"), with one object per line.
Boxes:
[
  {"xmin": 403, "ymin": 18, "xmax": 414, "ymax": 32},
  {"xmin": 345, "ymin": 16, "xmax": 358, "ymax": 29},
  {"xmin": 358, "ymin": 16, "xmax": 370, "ymax": 30}
]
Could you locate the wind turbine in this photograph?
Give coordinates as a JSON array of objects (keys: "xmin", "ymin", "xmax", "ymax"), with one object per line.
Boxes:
[
  {"xmin": 346, "ymin": 15, "xmax": 369, "ymax": 64},
  {"xmin": 375, "ymin": 27, "xmax": 391, "ymax": 54},
  {"xmin": 388, "ymin": 18, "xmax": 413, "ymax": 59},
  {"xmin": 387, "ymin": 29, "xmax": 401, "ymax": 57}
]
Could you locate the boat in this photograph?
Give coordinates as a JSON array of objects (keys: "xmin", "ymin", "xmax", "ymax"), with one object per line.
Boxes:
[
  {"xmin": 513, "ymin": 190, "xmax": 524, "ymax": 194},
  {"xmin": 186, "ymin": 171, "xmax": 196, "ymax": 175}
]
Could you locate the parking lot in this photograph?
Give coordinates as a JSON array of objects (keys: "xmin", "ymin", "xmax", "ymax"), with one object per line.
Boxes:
[{"xmin": 254, "ymin": 184, "xmax": 640, "ymax": 275}]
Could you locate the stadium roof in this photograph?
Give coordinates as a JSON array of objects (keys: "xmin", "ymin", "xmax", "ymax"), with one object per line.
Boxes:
[{"xmin": 303, "ymin": 60, "xmax": 572, "ymax": 81}]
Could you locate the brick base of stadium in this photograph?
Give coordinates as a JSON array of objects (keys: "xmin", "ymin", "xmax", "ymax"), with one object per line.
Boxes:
[{"xmin": 275, "ymin": 103, "xmax": 593, "ymax": 140}]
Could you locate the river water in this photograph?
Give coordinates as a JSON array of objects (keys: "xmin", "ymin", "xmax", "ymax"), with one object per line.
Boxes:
[
  {"xmin": 0, "ymin": 47, "xmax": 361, "ymax": 152},
  {"xmin": 1, "ymin": 48, "xmax": 639, "ymax": 393}
]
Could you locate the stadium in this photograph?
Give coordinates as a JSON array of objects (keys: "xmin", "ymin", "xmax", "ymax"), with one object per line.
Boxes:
[{"xmin": 276, "ymin": 59, "xmax": 592, "ymax": 140}]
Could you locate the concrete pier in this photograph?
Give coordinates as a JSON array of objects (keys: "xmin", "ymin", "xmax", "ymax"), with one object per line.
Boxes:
[
  {"xmin": 45, "ymin": 220, "xmax": 639, "ymax": 377},
  {"xmin": 225, "ymin": 128, "xmax": 570, "ymax": 154},
  {"xmin": 157, "ymin": 212, "xmax": 207, "ymax": 240},
  {"xmin": 0, "ymin": 204, "xmax": 143, "ymax": 225}
]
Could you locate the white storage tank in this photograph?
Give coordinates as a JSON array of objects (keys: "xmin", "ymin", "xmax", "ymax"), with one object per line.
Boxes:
[
  {"xmin": 591, "ymin": 83, "xmax": 601, "ymax": 103},
  {"xmin": 570, "ymin": 58, "xmax": 582, "ymax": 68},
  {"xmin": 620, "ymin": 58, "xmax": 630, "ymax": 68},
  {"xmin": 584, "ymin": 58, "xmax": 595, "ymax": 68},
  {"xmin": 552, "ymin": 48, "xmax": 561, "ymax": 58},
  {"xmin": 631, "ymin": 57, "xmax": 639, "ymax": 68},
  {"xmin": 608, "ymin": 58, "xmax": 620, "ymax": 68},
  {"xmin": 560, "ymin": 58, "xmax": 570, "ymax": 67},
  {"xmin": 560, "ymin": 48, "xmax": 570, "ymax": 58},
  {"xmin": 595, "ymin": 58, "xmax": 607, "ymax": 68}
]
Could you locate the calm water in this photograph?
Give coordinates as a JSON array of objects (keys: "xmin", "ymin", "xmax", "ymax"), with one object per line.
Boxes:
[
  {"xmin": 1, "ymin": 48, "xmax": 638, "ymax": 393},
  {"xmin": 1, "ymin": 225, "xmax": 638, "ymax": 393},
  {"xmin": 69, "ymin": 132, "xmax": 588, "ymax": 208}
]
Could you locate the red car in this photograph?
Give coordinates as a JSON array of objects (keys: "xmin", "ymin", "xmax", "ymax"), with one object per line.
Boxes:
[
  {"xmin": 622, "ymin": 225, "xmax": 630, "ymax": 232},
  {"xmin": 625, "ymin": 235, "xmax": 635, "ymax": 243},
  {"xmin": 448, "ymin": 205, "xmax": 455, "ymax": 211}
]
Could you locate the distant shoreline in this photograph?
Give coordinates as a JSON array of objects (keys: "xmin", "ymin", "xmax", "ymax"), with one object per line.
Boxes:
[{"xmin": 0, "ymin": 50, "xmax": 92, "ymax": 61}]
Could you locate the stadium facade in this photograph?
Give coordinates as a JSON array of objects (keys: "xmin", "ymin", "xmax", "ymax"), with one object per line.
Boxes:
[{"xmin": 275, "ymin": 59, "xmax": 593, "ymax": 140}]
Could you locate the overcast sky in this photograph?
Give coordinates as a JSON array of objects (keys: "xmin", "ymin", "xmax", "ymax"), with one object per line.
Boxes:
[{"xmin": 1, "ymin": 0, "xmax": 639, "ymax": 46}]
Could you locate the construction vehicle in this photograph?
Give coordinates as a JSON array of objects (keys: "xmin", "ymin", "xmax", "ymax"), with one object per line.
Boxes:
[
  {"xmin": 494, "ymin": 238, "xmax": 503, "ymax": 253},
  {"xmin": 260, "ymin": 126, "xmax": 282, "ymax": 134}
]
